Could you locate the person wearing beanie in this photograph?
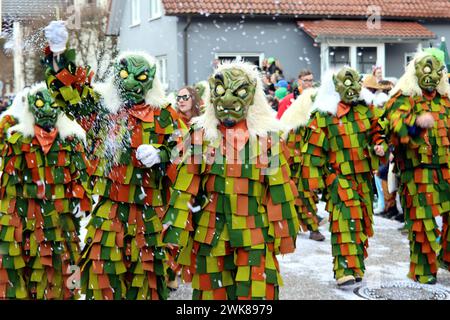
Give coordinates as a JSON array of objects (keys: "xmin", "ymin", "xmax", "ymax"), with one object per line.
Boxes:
[{"xmin": 275, "ymin": 87, "xmax": 288, "ymax": 101}]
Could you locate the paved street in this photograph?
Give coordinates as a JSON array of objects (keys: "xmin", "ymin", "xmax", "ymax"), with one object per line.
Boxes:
[{"xmin": 169, "ymin": 202, "xmax": 450, "ymax": 300}]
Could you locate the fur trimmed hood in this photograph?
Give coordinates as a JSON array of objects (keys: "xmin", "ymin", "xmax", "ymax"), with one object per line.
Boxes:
[
  {"xmin": 94, "ymin": 51, "xmax": 169, "ymax": 114},
  {"xmin": 191, "ymin": 61, "xmax": 285, "ymax": 141},
  {"xmin": 390, "ymin": 51, "xmax": 450, "ymax": 98},
  {"xmin": 0, "ymin": 83, "xmax": 86, "ymax": 143},
  {"xmin": 311, "ymin": 69, "xmax": 341, "ymax": 115},
  {"xmin": 280, "ymin": 88, "xmax": 317, "ymax": 138}
]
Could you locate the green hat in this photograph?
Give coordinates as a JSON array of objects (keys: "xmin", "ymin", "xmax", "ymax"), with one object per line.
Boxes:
[
  {"xmin": 275, "ymin": 87, "xmax": 288, "ymax": 100},
  {"xmin": 268, "ymin": 57, "xmax": 275, "ymax": 65},
  {"xmin": 424, "ymin": 48, "xmax": 445, "ymax": 64}
]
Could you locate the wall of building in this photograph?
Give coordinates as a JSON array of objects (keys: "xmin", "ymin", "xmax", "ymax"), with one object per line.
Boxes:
[
  {"xmin": 385, "ymin": 42, "xmax": 419, "ymax": 79},
  {"xmin": 118, "ymin": 0, "xmax": 180, "ymax": 91},
  {"xmin": 183, "ymin": 16, "xmax": 321, "ymax": 85},
  {"xmin": 423, "ymin": 21, "xmax": 450, "ymax": 49}
]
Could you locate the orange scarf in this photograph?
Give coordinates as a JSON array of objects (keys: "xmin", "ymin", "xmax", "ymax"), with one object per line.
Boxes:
[
  {"xmin": 219, "ymin": 120, "xmax": 250, "ymax": 153},
  {"xmin": 336, "ymin": 102, "xmax": 351, "ymax": 118},
  {"xmin": 34, "ymin": 125, "xmax": 58, "ymax": 155},
  {"xmin": 128, "ymin": 103, "xmax": 154, "ymax": 122}
]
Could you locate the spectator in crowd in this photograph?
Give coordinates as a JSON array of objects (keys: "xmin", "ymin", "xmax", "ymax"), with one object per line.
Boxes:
[
  {"xmin": 267, "ymin": 94, "xmax": 278, "ymax": 112},
  {"xmin": 275, "ymin": 79, "xmax": 289, "ymax": 91},
  {"xmin": 176, "ymin": 86, "xmax": 201, "ymax": 128},
  {"xmin": 267, "ymin": 73, "xmax": 281, "ymax": 95},
  {"xmin": 362, "ymin": 73, "xmax": 401, "ymax": 222},
  {"xmin": 263, "ymin": 57, "xmax": 284, "ymax": 76},
  {"xmin": 277, "ymin": 69, "xmax": 314, "ymax": 119},
  {"xmin": 373, "ymin": 66, "xmax": 383, "ymax": 83},
  {"xmin": 275, "ymin": 87, "xmax": 288, "ymax": 103}
]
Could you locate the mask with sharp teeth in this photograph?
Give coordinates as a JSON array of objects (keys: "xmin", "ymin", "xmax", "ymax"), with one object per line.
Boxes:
[
  {"xmin": 209, "ymin": 68, "xmax": 256, "ymax": 128},
  {"xmin": 333, "ymin": 67, "xmax": 362, "ymax": 104},
  {"xmin": 415, "ymin": 55, "xmax": 444, "ymax": 93},
  {"xmin": 113, "ymin": 55, "xmax": 156, "ymax": 106},
  {"xmin": 28, "ymin": 87, "xmax": 61, "ymax": 131}
]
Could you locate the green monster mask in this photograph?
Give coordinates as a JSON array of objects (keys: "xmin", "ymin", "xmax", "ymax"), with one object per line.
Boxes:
[
  {"xmin": 28, "ymin": 88, "xmax": 60, "ymax": 131},
  {"xmin": 415, "ymin": 55, "xmax": 444, "ymax": 93},
  {"xmin": 194, "ymin": 82, "xmax": 206, "ymax": 100},
  {"xmin": 114, "ymin": 55, "xmax": 157, "ymax": 106},
  {"xmin": 209, "ymin": 68, "xmax": 256, "ymax": 128},
  {"xmin": 333, "ymin": 67, "xmax": 362, "ymax": 104}
]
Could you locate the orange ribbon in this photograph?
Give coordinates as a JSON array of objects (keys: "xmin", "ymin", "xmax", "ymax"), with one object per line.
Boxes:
[
  {"xmin": 129, "ymin": 103, "xmax": 154, "ymax": 122},
  {"xmin": 336, "ymin": 102, "xmax": 351, "ymax": 118},
  {"xmin": 219, "ymin": 120, "xmax": 250, "ymax": 154},
  {"xmin": 34, "ymin": 125, "xmax": 58, "ymax": 155}
]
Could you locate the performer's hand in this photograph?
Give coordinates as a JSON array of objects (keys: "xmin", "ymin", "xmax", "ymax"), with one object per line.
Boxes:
[
  {"xmin": 137, "ymin": 145, "xmax": 161, "ymax": 168},
  {"xmin": 44, "ymin": 21, "xmax": 68, "ymax": 54},
  {"xmin": 416, "ymin": 112, "xmax": 435, "ymax": 129},
  {"xmin": 374, "ymin": 145, "xmax": 385, "ymax": 157}
]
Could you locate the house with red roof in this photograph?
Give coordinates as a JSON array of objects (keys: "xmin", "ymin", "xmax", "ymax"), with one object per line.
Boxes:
[{"xmin": 107, "ymin": 0, "xmax": 450, "ymax": 91}]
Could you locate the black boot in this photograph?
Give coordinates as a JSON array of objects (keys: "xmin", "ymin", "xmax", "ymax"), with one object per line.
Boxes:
[
  {"xmin": 386, "ymin": 206, "xmax": 399, "ymax": 219},
  {"xmin": 394, "ymin": 212, "xmax": 405, "ymax": 222}
]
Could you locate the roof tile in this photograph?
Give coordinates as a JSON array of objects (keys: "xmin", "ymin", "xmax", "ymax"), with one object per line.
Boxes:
[
  {"xmin": 162, "ymin": 0, "xmax": 450, "ymax": 19},
  {"xmin": 298, "ymin": 20, "xmax": 436, "ymax": 40}
]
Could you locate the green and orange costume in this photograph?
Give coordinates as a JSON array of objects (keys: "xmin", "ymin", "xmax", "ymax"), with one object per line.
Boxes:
[
  {"xmin": 281, "ymin": 89, "xmax": 322, "ymax": 234},
  {"xmin": 42, "ymin": 46, "xmax": 185, "ymax": 299},
  {"xmin": 302, "ymin": 68, "xmax": 386, "ymax": 285},
  {"xmin": 163, "ymin": 62, "xmax": 299, "ymax": 300},
  {"xmin": 0, "ymin": 85, "xmax": 91, "ymax": 299},
  {"xmin": 385, "ymin": 50, "xmax": 450, "ymax": 284}
]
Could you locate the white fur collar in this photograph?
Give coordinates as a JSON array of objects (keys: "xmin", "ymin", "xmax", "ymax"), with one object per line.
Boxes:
[
  {"xmin": 95, "ymin": 51, "xmax": 169, "ymax": 114},
  {"xmin": 0, "ymin": 84, "xmax": 86, "ymax": 143},
  {"xmin": 191, "ymin": 61, "xmax": 285, "ymax": 141},
  {"xmin": 280, "ymin": 88, "xmax": 316, "ymax": 136},
  {"xmin": 311, "ymin": 69, "xmax": 341, "ymax": 115}
]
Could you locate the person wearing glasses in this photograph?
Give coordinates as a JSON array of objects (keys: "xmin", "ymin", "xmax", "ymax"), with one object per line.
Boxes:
[
  {"xmin": 276, "ymin": 70, "xmax": 315, "ymax": 119},
  {"xmin": 176, "ymin": 86, "xmax": 201, "ymax": 127},
  {"xmin": 165, "ymin": 86, "xmax": 202, "ymax": 292}
]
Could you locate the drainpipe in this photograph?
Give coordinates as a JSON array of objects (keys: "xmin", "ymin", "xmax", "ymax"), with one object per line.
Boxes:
[{"xmin": 183, "ymin": 15, "xmax": 192, "ymax": 86}]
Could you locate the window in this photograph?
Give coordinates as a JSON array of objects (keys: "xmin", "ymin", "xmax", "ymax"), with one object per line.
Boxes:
[
  {"xmin": 149, "ymin": 0, "xmax": 162, "ymax": 20},
  {"xmin": 156, "ymin": 55, "xmax": 168, "ymax": 90},
  {"xmin": 215, "ymin": 53, "xmax": 264, "ymax": 68},
  {"xmin": 321, "ymin": 43, "xmax": 385, "ymax": 79},
  {"xmin": 357, "ymin": 47, "xmax": 377, "ymax": 75},
  {"xmin": 131, "ymin": 0, "xmax": 141, "ymax": 26},
  {"xmin": 329, "ymin": 47, "xmax": 350, "ymax": 69},
  {"xmin": 405, "ymin": 52, "xmax": 415, "ymax": 69}
]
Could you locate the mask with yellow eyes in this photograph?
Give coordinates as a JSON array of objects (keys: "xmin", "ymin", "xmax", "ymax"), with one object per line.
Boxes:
[
  {"xmin": 415, "ymin": 55, "xmax": 445, "ymax": 93},
  {"xmin": 333, "ymin": 67, "xmax": 362, "ymax": 104},
  {"xmin": 28, "ymin": 88, "xmax": 60, "ymax": 130},
  {"xmin": 114, "ymin": 55, "xmax": 157, "ymax": 106},
  {"xmin": 209, "ymin": 68, "xmax": 257, "ymax": 128}
]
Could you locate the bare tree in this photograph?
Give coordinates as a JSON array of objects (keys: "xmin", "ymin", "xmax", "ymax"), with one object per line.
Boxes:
[{"xmin": 68, "ymin": 3, "xmax": 118, "ymax": 82}]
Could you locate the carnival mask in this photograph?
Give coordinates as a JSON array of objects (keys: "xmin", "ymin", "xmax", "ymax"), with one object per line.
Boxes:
[
  {"xmin": 28, "ymin": 88, "xmax": 60, "ymax": 130},
  {"xmin": 333, "ymin": 67, "xmax": 362, "ymax": 104},
  {"xmin": 194, "ymin": 82, "xmax": 206, "ymax": 100},
  {"xmin": 415, "ymin": 55, "xmax": 444, "ymax": 93},
  {"xmin": 209, "ymin": 68, "xmax": 256, "ymax": 128},
  {"xmin": 114, "ymin": 55, "xmax": 156, "ymax": 105}
]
